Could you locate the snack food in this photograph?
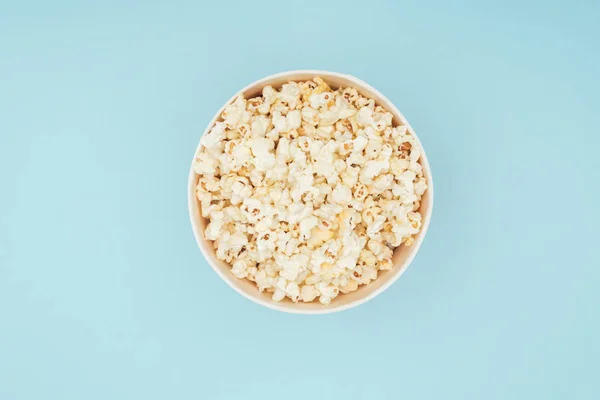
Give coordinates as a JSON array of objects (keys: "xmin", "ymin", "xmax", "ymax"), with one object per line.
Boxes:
[{"xmin": 193, "ymin": 78, "xmax": 427, "ymax": 305}]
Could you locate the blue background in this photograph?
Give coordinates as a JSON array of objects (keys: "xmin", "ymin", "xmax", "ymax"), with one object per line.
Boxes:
[{"xmin": 1, "ymin": 1, "xmax": 599, "ymax": 399}]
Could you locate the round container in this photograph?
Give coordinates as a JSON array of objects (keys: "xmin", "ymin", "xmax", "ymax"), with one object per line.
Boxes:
[{"xmin": 188, "ymin": 70, "xmax": 433, "ymax": 314}]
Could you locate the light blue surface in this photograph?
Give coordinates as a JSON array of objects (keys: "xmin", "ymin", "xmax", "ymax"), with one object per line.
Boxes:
[{"xmin": 1, "ymin": 1, "xmax": 599, "ymax": 399}]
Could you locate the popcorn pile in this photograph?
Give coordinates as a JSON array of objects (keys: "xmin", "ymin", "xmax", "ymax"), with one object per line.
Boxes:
[{"xmin": 194, "ymin": 78, "xmax": 427, "ymax": 305}]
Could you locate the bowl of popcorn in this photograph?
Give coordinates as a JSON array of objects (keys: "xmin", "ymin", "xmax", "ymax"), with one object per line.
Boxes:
[{"xmin": 188, "ymin": 70, "xmax": 433, "ymax": 314}]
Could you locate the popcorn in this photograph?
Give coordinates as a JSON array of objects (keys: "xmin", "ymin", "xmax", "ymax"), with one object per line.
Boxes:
[
  {"xmin": 287, "ymin": 110, "xmax": 302, "ymax": 130},
  {"xmin": 251, "ymin": 115, "xmax": 270, "ymax": 137},
  {"xmin": 205, "ymin": 218, "xmax": 224, "ymax": 241},
  {"xmin": 367, "ymin": 239, "xmax": 385, "ymax": 256},
  {"xmin": 257, "ymin": 230, "xmax": 276, "ymax": 253},
  {"xmin": 377, "ymin": 246, "xmax": 394, "ymax": 262},
  {"xmin": 276, "ymin": 137, "xmax": 291, "ymax": 162},
  {"xmin": 346, "ymin": 152, "xmax": 367, "ymax": 167},
  {"xmin": 366, "ymin": 215, "xmax": 386, "ymax": 237},
  {"xmin": 298, "ymin": 216, "xmax": 319, "ymax": 240},
  {"xmin": 258, "ymin": 86, "xmax": 277, "ymax": 114},
  {"xmin": 379, "ymin": 258, "xmax": 394, "ymax": 270},
  {"xmin": 341, "ymin": 166, "xmax": 360, "ymax": 187},
  {"xmin": 333, "ymin": 159, "xmax": 346, "ymax": 173},
  {"xmin": 331, "ymin": 183, "xmax": 352, "ymax": 205},
  {"xmin": 279, "ymin": 82, "xmax": 301, "ymax": 109},
  {"xmin": 201, "ymin": 122, "xmax": 226, "ymax": 149},
  {"xmin": 362, "ymin": 206, "xmax": 382, "ymax": 225},
  {"xmin": 361, "ymin": 265, "xmax": 378, "ymax": 283},
  {"xmin": 300, "ymin": 284, "xmax": 319, "ymax": 302},
  {"xmin": 414, "ymin": 177, "xmax": 428, "ymax": 196},
  {"xmin": 231, "ymin": 259, "xmax": 250, "ymax": 278},
  {"xmin": 222, "ymin": 95, "xmax": 248, "ymax": 128},
  {"xmin": 287, "ymin": 202, "xmax": 314, "ymax": 224},
  {"xmin": 248, "ymin": 138, "xmax": 276, "ymax": 171},
  {"xmin": 339, "ymin": 209, "xmax": 362, "ymax": 233},
  {"xmin": 301, "ymin": 106, "xmax": 319, "ymax": 126},
  {"xmin": 316, "ymin": 282, "xmax": 339, "ymax": 305},
  {"xmin": 272, "ymin": 289, "xmax": 286, "ymax": 302},
  {"xmin": 372, "ymin": 111, "xmax": 393, "ymax": 131},
  {"xmin": 307, "ymin": 228, "xmax": 334, "ymax": 248},
  {"xmin": 353, "ymin": 135, "xmax": 369, "ymax": 153},
  {"xmin": 365, "ymin": 136, "xmax": 383, "ymax": 159},
  {"xmin": 193, "ymin": 152, "xmax": 219, "ymax": 176},
  {"xmin": 340, "ymin": 279, "xmax": 358, "ymax": 294},
  {"xmin": 319, "ymin": 97, "xmax": 344, "ymax": 126},
  {"xmin": 193, "ymin": 78, "xmax": 427, "ymax": 304},
  {"xmin": 356, "ymin": 105, "xmax": 374, "ymax": 127},
  {"xmin": 372, "ymin": 173, "xmax": 393, "ymax": 193},
  {"xmin": 254, "ymin": 269, "xmax": 269, "ymax": 291},
  {"xmin": 309, "ymin": 92, "xmax": 334, "ymax": 109},
  {"xmin": 230, "ymin": 178, "xmax": 252, "ymax": 205},
  {"xmin": 273, "ymin": 109, "xmax": 302, "ymax": 133},
  {"xmin": 359, "ymin": 159, "xmax": 389, "ymax": 185},
  {"xmin": 315, "ymin": 125, "xmax": 334, "ymax": 140},
  {"xmin": 285, "ymin": 281, "xmax": 300, "ymax": 302}
]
